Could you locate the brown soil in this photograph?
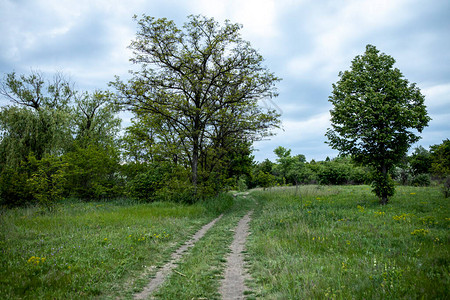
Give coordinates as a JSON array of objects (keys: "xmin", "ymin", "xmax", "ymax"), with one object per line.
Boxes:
[{"xmin": 219, "ymin": 210, "xmax": 253, "ymax": 300}]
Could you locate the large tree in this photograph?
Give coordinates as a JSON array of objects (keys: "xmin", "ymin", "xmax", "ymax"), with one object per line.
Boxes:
[
  {"xmin": 326, "ymin": 45, "xmax": 430, "ymax": 204},
  {"xmin": 113, "ymin": 15, "xmax": 281, "ymax": 191},
  {"xmin": 0, "ymin": 71, "xmax": 74, "ymax": 164}
]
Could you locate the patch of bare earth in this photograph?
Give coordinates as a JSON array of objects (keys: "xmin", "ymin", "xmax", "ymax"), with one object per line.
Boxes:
[
  {"xmin": 219, "ymin": 210, "xmax": 253, "ymax": 300},
  {"xmin": 134, "ymin": 214, "xmax": 223, "ymax": 300}
]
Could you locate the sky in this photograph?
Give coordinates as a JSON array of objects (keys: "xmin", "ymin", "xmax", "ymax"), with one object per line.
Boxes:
[{"xmin": 1, "ymin": 0, "xmax": 449, "ymax": 162}]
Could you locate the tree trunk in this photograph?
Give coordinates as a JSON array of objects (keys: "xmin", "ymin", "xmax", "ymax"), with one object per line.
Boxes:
[
  {"xmin": 191, "ymin": 136, "xmax": 199, "ymax": 191},
  {"xmin": 380, "ymin": 164, "xmax": 389, "ymax": 205}
]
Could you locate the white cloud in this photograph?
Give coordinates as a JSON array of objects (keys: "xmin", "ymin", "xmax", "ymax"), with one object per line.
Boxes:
[
  {"xmin": 188, "ymin": 0, "xmax": 297, "ymax": 43},
  {"xmin": 286, "ymin": 0, "xmax": 414, "ymax": 82},
  {"xmin": 423, "ymin": 83, "xmax": 450, "ymax": 109}
]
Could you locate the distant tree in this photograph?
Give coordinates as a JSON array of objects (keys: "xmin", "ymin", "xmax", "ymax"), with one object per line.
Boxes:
[
  {"xmin": 409, "ymin": 146, "xmax": 432, "ymax": 176},
  {"xmin": 112, "ymin": 15, "xmax": 281, "ymax": 194},
  {"xmin": 273, "ymin": 146, "xmax": 292, "ymax": 184},
  {"xmin": 0, "ymin": 71, "xmax": 73, "ymax": 111},
  {"xmin": 430, "ymin": 139, "xmax": 450, "ymax": 176},
  {"xmin": 259, "ymin": 159, "xmax": 275, "ymax": 174},
  {"xmin": 326, "ymin": 45, "xmax": 430, "ymax": 204},
  {"xmin": 73, "ymin": 91, "xmax": 121, "ymax": 147}
]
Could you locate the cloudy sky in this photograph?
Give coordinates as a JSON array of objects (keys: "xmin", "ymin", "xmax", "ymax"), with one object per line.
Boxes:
[{"xmin": 1, "ymin": 0, "xmax": 449, "ymax": 162}]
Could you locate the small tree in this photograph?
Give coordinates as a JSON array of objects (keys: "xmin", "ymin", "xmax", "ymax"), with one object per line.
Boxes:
[
  {"xmin": 430, "ymin": 139, "xmax": 450, "ymax": 177},
  {"xmin": 326, "ymin": 45, "xmax": 430, "ymax": 204}
]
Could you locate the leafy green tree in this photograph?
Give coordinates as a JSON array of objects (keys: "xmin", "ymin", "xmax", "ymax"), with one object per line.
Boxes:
[
  {"xmin": 430, "ymin": 139, "xmax": 450, "ymax": 176},
  {"xmin": 253, "ymin": 170, "xmax": 276, "ymax": 190},
  {"xmin": 273, "ymin": 146, "xmax": 292, "ymax": 184},
  {"xmin": 0, "ymin": 71, "xmax": 73, "ymax": 110},
  {"xmin": 73, "ymin": 90, "xmax": 121, "ymax": 147},
  {"xmin": 409, "ymin": 146, "xmax": 431, "ymax": 176},
  {"xmin": 326, "ymin": 45, "xmax": 430, "ymax": 204},
  {"xmin": 112, "ymin": 15, "xmax": 281, "ymax": 193},
  {"xmin": 0, "ymin": 71, "xmax": 74, "ymax": 164}
]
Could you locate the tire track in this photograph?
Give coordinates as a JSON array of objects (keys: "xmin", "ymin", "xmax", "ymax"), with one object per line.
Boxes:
[
  {"xmin": 134, "ymin": 214, "xmax": 223, "ymax": 299},
  {"xmin": 219, "ymin": 210, "xmax": 253, "ymax": 300}
]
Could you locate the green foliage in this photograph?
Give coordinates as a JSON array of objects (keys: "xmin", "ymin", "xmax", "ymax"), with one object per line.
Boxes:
[
  {"xmin": 0, "ymin": 71, "xmax": 73, "ymax": 110},
  {"xmin": 73, "ymin": 90, "xmax": 121, "ymax": 147},
  {"xmin": 252, "ymin": 170, "xmax": 276, "ymax": 190},
  {"xmin": 63, "ymin": 143, "xmax": 122, "ymax": 200},
  {"xmin": 409, "ymin": 146, "xmax": 432, "ymax": 176},
  {"xmin": 371, "ymin": 171, "xmax": 396, "ymax": 202},
  {"xmin": 326, "ymin": 44, "xmax": 430, "ymax": 204},
  {"xmin": 316, "ymin": 160, "xmax": 351, "ymax": 185},
  {"xmin": 430, "ymin": 139, "xmax": 450, "ymax": 176},
  {"xmin": 0, "ymin": 71, "xmax": 123, "ymax": 206},
  {"xmin": 126, "ymin": 163, "xmax": 194, "ymax": 203},
  {"xmin": 112, "ymin": 14, "xmax": 281, "ymax": 192},
  {"xmin": 411, "ymin": 173, "xmax": 431, "ymax": 186},
  {"xmin": 237, "ymin": 175, "xmax": 248, "ymax": 192},
  {"xmin": 0, "ymin": 155, "xmax": 67, "ymax": 208},
  {"xmin": 0, "ymin": 164, "xmax": 33, "ymax": 207},
  {"xmin": 26, "ymin": 155, "xmax": 68, "ymax": 210}
]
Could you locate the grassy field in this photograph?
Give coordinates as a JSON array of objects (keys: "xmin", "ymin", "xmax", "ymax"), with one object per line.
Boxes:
[
  {"xmin": 1, "ymin": 186, "xmax": 448, "ymax": 299},
  {"xmin": 0, "ymin": 195, "xmax": 233, "ymax": 299},
  {"xmin": 246, "ymin": 185, "xmax": 449, "ymax": 299}
]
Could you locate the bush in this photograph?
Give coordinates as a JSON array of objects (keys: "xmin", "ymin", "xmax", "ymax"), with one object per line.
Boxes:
[
  {"xmin": 127, "ymin": 166, "xmax": 167, "ymax": 201},
  {"xmin": 0, "ymin": 166, "xmax": 33, "ymax": 207},
  {"xmin": 127, "ymin": 163, "xmax": 195, "ymax": 203},
  {"xmin": 411, "ymin": 174, "xmax": 431, "ymax": 186},
  {"xmin": 63, "ymin": 144, "xmax": 122, "ymax": 200},
  {"xmin": 317, "ymin": 161, "xmax": 350, "ymax": 185},
  {"xmin": 27, "ymin": 155, "xmax": 67, "ymax": 210}
]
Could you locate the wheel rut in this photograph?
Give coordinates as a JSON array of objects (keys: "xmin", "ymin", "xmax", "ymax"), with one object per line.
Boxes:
[
  {"xmin": 219, "ymin": 210, "xmax": 253, "ymax": 300},
  {"xmin": 134, "ymin": 214, "xmax": 223, "ymax": 300}
]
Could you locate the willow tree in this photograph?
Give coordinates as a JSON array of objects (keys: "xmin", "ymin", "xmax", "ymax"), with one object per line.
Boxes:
[
  {"xmin": 113, "ymin": 15, "xmax": 281, "ymax": 190},
  {"xmin": 0, "ymin": 71, "xmax": 74, "ymax": 165},
  {"xmin": 326, "ymin": 45, "xmax": 430, "ymax": 204}
]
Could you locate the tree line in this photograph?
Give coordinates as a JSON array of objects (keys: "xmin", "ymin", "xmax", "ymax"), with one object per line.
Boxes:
[
  {"xmin": 0, "ymin": 15, "xmax": 447, "ymax": 208},
  {"xmin": 247, "ymin": 143, "xmax": 450, "ymax": 192},
  {"xmin": 0, "ymin": 15, "xmax": 279, "ymax": 208}
]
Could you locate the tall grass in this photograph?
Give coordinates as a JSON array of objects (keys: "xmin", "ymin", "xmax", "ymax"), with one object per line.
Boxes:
[
  {"xmin": 0, "ymin": 195, "xmax": 231, "ymax": 299},
  {"xmin": 247, "ymin": 185, "xmax": 449, "ymax": 299}
]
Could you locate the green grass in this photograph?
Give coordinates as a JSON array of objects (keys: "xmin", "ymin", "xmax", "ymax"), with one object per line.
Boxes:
[
  {"xmin": 0, "ymin": 196, "xmax": 232, "ymax": 299},
  {"xmin": 154, "ymin": 193, "xmax": 255, "ymax": 299},
  {"xmin": 246, "ymin": 185, "xmax": 450, "ymax": 299}
]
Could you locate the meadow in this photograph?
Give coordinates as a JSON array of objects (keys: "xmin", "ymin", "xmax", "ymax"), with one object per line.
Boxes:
[
  {"xmin": 1, "ymin": 185, "xmax": 448, "ymax": 299},
  {"xmin": 246, "ymin": 185, "xmax": 449, "ymax": 299},
  {"xmin": 0, "ymin": 195, "xmax": 233, "ymax": 299}
]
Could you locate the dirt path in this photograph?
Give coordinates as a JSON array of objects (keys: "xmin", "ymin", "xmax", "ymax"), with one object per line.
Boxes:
[
  {"xmin": 219, "ymin": 210, "xmax": 253, "ymax": 300},
  {"xmin": 134, "ymin": 214, "xmax": 224, "ymax": 300}
]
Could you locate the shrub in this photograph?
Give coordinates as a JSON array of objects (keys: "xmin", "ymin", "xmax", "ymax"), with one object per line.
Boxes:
[
  {"xmin": 127, "ymin": 167, "xmax": 166, "ymax": 201},
  {"xmin": 27, "ymin": 155, "xmax": 68, "ymax": 210},
  {"xmin": 411, "ymin": 174, "xmax": 431, "ymax": 186},
  {"xmin": 317, "ymin": 161, "xmax": 350, "ymax": 185},
  {"xmin": 0, "ymin": 165, "xmax": 33, "ymax": 207}
]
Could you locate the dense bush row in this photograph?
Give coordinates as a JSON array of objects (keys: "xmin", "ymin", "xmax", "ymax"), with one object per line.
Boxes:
[{"xmin": 246, "ymin": 142, "xmax": 450, "ymax": 193}]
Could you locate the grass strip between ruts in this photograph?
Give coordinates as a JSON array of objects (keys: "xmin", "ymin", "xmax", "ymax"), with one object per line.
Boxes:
[{"xmin": 153, "ymin": 194, "xmax": 256, "ymax": 300}]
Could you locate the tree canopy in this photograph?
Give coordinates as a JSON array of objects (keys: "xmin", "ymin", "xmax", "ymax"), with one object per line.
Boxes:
[
  {"xmin": 112, "ymin": 15, "xmax": 281, "ymax": 193},
  {"xmin": 326, "ymin": 44, "xmax": 430, "ymax": 204}
]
